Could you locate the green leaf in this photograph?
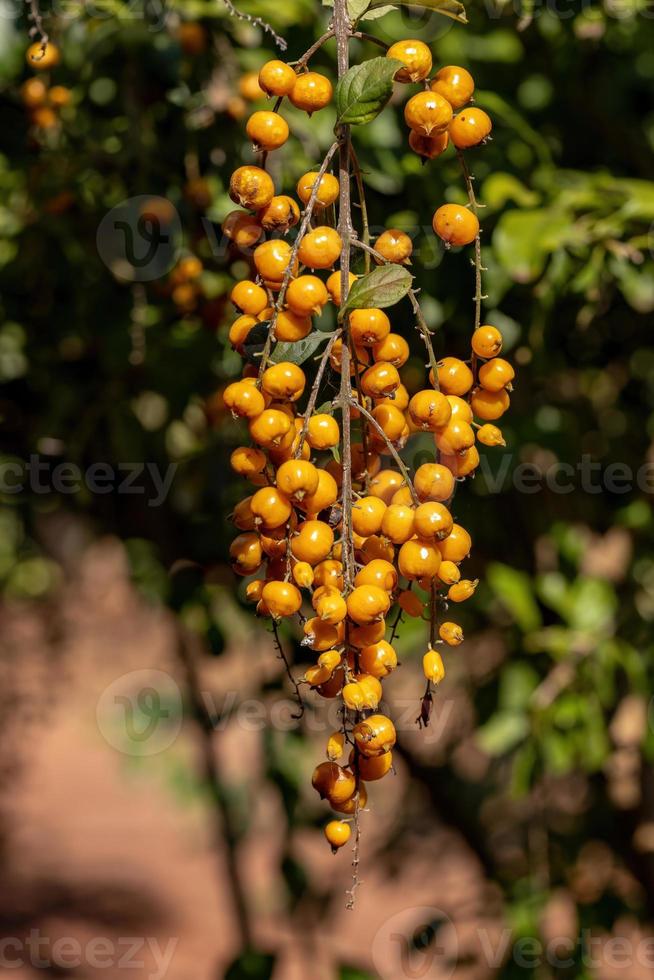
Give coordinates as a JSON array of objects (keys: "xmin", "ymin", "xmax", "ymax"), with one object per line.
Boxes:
[
  {"xmin": 342, "ymin": 264, "xmax": 413, "ymax": 312},
  {"xmin": 487, "ymin": 562, "xmax": 542, "ymax": 633},
  {"xmin": 335, "ymin": 57, "xmax": 402, "ymax": 126},
  {"xmin": 493, "ymin": 209, "xmax": 573, "ymax": 284},
  {"xmin": 368, "ymin": 0, "xmax": 468, "ymax": 23},
  {"xmin": 477, "ymin": 712, "xmax": 529, "ymax": 756},
  {"xmin": 271, "ymin": 331, "xmax": 334, "ymax": 366}
]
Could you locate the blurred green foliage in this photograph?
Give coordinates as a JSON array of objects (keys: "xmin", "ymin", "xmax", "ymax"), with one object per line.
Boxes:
[{"xmin": 2, "ymin": 0, "xmax": 654, "ymax": 973}]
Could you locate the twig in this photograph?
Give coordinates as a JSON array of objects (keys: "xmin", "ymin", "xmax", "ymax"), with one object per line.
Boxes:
[
  {"xmin": 456, "ymin": 148, "xmax": 486, "ymax": 334},
  {"xmin": 294, "ymin": 329, "xmax": 342, "ymax": 458},
  {"xmin": 271, "ymin": 620, "xmax": 305, "ymax": 720},
  {"xmin": 348, "ymin": 143, "xmax": 371, "ymax": 274},
  {"xmin": 221, "ymin": 0, "xmax": 288, "ymax": 51},
  {"xmin": 25, "ymin": 0, "xmax": 49, "ymax": 58},
  {"xmin": 350, "ymin": 398, "xmax": 419, "ymax": 506},
  {"xmin": 293, "ymin": 30, "xmax": 335, "ymax": 70},
  {"xmin": 352, "ymin": 31, "xmax": 389, "ymax": 49},
  {"xmin": 256, "ymin": 141, "xmax": 340, "ymax": 381}
]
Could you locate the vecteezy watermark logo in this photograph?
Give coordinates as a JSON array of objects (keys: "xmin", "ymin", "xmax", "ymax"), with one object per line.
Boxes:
[
  {"xmin": 97, "ymin": 195, "xmax": 181, "ymax": 282},
  {"xmin": 97, "ymin": 669, "xmax": 183, "ymax": 756},
  {"xmin": 0, "ymin": 932, "xmax": 178, "ymax": 980},
  {"xmin": 372, "ymin": 906, "xmax": 458, "ymax": 980}
]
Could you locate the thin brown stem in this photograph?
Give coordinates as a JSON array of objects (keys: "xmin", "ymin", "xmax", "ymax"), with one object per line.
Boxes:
[
  {"xmin": 271, "ymin": 620, "xmax": 305, "ymax": 719},
  {"xmin": 293, "ymin": 30, "xmax": 335, "ymax": 70},
  {"xmin": 294, "ymin": 329, "xmax": 342, "ymax": 459},
  {"xmin": 221, "ymin": 0, "xmax": 288, "ymax": 51},
  {"xmin": 350, "ymin": 398, "xmax": 419, "ymax": 505},
  {"xmin": 349, "ymin": 144, "xmax": 371, "ymax": 274},
  {"xmin": 456, "ymin": 148, "xmax": 486, "ymax": 335}
]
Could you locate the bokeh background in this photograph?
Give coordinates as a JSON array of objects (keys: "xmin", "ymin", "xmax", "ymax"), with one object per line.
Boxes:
[{"xmin": 1, "ymin": 0, "xmax": 654, "ymax": 977}]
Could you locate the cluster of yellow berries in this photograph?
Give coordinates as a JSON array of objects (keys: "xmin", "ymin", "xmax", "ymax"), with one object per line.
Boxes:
[
  {"xmin": 223, "ymin": 38, "xmax": 512, "ymax": 858},
  {"xmin": 21, "ymin": 43, "xmax": 70, "ymax": 131}
]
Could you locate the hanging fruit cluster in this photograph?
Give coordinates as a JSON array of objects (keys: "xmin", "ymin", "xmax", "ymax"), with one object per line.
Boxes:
[
  {"xmin": 223, "ymin": 6, "xmax": 513, "ymax": 896},
  {"xmin": 20, "ymin": 43, "xmax": 71, "ymax": 132}
]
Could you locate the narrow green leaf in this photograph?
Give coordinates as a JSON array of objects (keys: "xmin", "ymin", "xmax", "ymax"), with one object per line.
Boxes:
[
  {"xmin": 270, "ymin": 331, "xmax": 334, "ymax": 366},
  {"xmin": 476, "ymin": 712, "xmax": 529, "ymax": 757},
  {"xmin": 342, "ymin": 264, "xmax": 412, "ymax": 312},
  {"xmin": 368, "ymin": 0, "xmax": 468, "ymax": 24},
  {"xmin": 335, "ymin": 57, "xmax": 403, "ymax": 127}
]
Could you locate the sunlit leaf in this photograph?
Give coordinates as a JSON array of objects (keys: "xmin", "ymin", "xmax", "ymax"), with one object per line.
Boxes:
[
  {"xmin": 335, "ymin": 57, "xmax": 403, "ymax": 126},
  {"xmin": 342, "ymin": 264, "xmax": 412, "ymax": 311}
]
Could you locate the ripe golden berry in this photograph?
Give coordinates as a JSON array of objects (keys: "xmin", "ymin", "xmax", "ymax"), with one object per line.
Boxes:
[
  {"xmin": 476, "ymin": 423, "xmax": 505, "ymax": 448},
  {"xmin": 312, "ymin": 762, "xmax": 356, "ymax": 803},
  {"xmin": 326, "ymin": 270, "xmax": 357, "ymax": 305},
  {"xmin": 20, "ymin": 77, "xmax": 47, "ymax": 107},
  {"xmin": 230, "ymin": 532, "xmax": 263, "ymax": 575},
  {"xmin": 381, "ymin": 504, "xmax": 415, "ymax": 545},
  {"xmin": 326, "ymin": 731, "xmax": 345, "ymax": 761},
  {"xmin": 414, "ymin": 501, "xmax": 453, "ymax": 541},
  {"xmin": 276, "ymin": 459, "xmax": 319, "ymax": 500},
  {"xmin": 387, "ymin": 39, "xmax": 432, "ymax": 83},
  {"xmin": 359, "ymin": 640, "xmax": 398, "ymax": 679},
  {"xmin": 230, "ymin": 446, "xmax": 267, "ymax": 479},
  {"xmin": 346, "ymin": 585, "xmax": 391, "ymax": 626},
  {"xmin": 286, "ymin": 275, "xmax": 329, "ymax": 316},
  {"xmin": 353, "ymin": 714, "xmax": 396, "ymax": 757},
  {"xmin": 303, "ymin": 617, "xmax": 344, "ymax": 652},
  {"xmin": 438, "ymin": 523, "xmax": 472, "ymax": 563},
  {"xmin": 314, "ymin": 590, "xmax": 348, "ymax": 625},
  {"xmin": 372, "ymin": 333, "xmax": 410, "ymax": 368},
  {"xmin": 289, "ymin": 72, "xmax": 333, "ymax": 112},
  {"xmin": 306, "ymin": 414, "xmax": 339, "ymax": 450},
  {"xmin": 408, "ymin": 389, "xmax": 452, "ymax": 431},
  {"xmin": 449, "ymin": 578, "xmax": 479, "ymax": 602},
  {"xmin": 369, "ymin": 469, "xmax": 405, "ymax": 505},
  {"xmin": 414, "ymin": 462, "xmax": 456, "ymax": 503},
  {"xmin": 246, "ymin": 110, "xmax": 289, "ymax": 150},
  {"xmin": 472, "ymin": 325, "xmax": 503, "ymax": 359},
  {"xmin": 478, "ymin": 357, "xmax": 515, "ymax": 392},
  {"xmin": 253, "ymin": 239, "xmax": 297, "ymax": 281},
  {"xmin": 48, "ymin": 85, "xmax": 72, "ymax": 107},
  {"xmin": 262, "ymin": 362, "xmax": 306, "ymax": 402},
  {"xmin": 408, "ymin": 130, "xmax": 450, "ymax": 160},
  {"xmin": 228, "ymin": 314, "xmax": 257, "ymax": 351},
  {"xmin": 361, "ymin": 362, "xmax": 400, "ymax": 399},
  {"xmin": 249, "ymin": 408, "xmax": 293, "ymax": 448},
  {"xmin": 371, "ymin": 404, "xmax": 406, "ymax": 445},
  {"xmin": 26, "ymin": 41, "xmax": 60, "ymax": 70},
  {"xmin": 436, "ymin": 357, "xmax": 474, "ymax": 397},
  {"xmin": 297, "ymin": 171, "xmax": 340, "ymax": 208},
  {"xmin": 293, "ymin": 561, "xmax": 315, "ymax": 589},
  {"xmin": 262, "ymin": 580, "xmax": 302, "ymax": 618},
  {"xmin": 223, "ymin": 379, "xmax": 265, "ymax": 419},
  {"xmin": 313, "ymin": 559, "xmax": 344, "ymax": 591},
  {"xmin": 449, "ymin": 107, "xmax": 492, "ymax": 149},
  {"xmin": 229, "ymin": 165, "xmax": 275, "ymax": 209},
  {"xmin": 258, "ymin": 195, "xmax": 300, "ymax": 232},
  {"xmin": 441, "ymin": 445, "xmax": 480, "ymax": 478},
  {"xmin": 431, "ymin": 66, "xmax": 475, "ymax": 109},
  {"xmin": 292, "ymin": 520, "xmax": 334, "ymax": 564},
  {"xmin": 259, "ymin": 59, "xmax": 297, "ymax": 97},
  {"xmin": 299, "ymin": 469, "xmax": 339, "ymax": 515},
  {"xmin": 398, "ymin": 539, "xmax": 441, "ymax": 579},
  {"xmin": 352, "ymin": 750, "xmax": 393, "ymax": 781},
  {"xmin": 245, "ymin": 579, "xmax": 264, "ymax": 603},
  {"xmin": 230, "ymin": 280, "xmax": 268, "ymax": 316},
  {"xmin": 404, "ymin": 91, "xmax": 452, "ymax": 137},
  {"xmin": 352, "ymin": 496, "xmax": 387, "ymax": 537},
  {"xmin": 435, "ymin": 419, "xmax": 476, "ymax": 456},
  {"xmin": 375, "ymin": 228, "xmax": 413, "ymax": 264},
  {"xmin": 298, "ymin": 226, "xmax": 342, "ymax": 269},
  {"xmin": 447, "ymin": 395, "xmax": 474, "ymax": 423},
  {"xmin": 343, "ymin": 674, "xmax": 382, "ymax": 711},
  {"xmin": 438, "ymin": 561, "xmax": 461, "ymax": 585},
  {"xmin": 325, "ymin": 820, "xmax": 351, "ymax": 851},
  {"xmin": 274, "ymin": 309, "xmax": 312, "ymax": 342},
  {"xmin": 231, "ymin": 496, "xmax": 256, "ymax": 531},
  {"xmin": 423, "ymin": 648, "xmax": 445, "ymax": 684},
  {"xmin": 350, "ymin": 308, "xmax": 391, "ymax": 346},
  {"xmin": 355, "ymin": 558, "xmax": 398, "ymax": 592},
  {"xmin": 222, "ymin": 210, "xmax": 263, "ymax": 248},
  {"xmin": 470, "ymin": 386, "xmax": 510, "ymax": 421},
  {"xmin": 433, "ymin": 204, "xmax": 479, "ymax": 246},
  {"xmin": 439, "ymin": 621, "xmax": 464, "ymax": 646},
  {"xmin": 250, "ymin": 486, "xmax": 292, "ymax": 529},
  {"xmin": 332, "ymin": 782, "xmax": 368, "ymax": 814}
]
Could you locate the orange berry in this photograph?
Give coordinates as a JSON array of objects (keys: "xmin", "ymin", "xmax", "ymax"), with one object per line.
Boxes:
[
  {"xmin": 262, "ymin": 362, "xmax": 306, "ymax": 402},
  {"xmin": 223, "ymin": 379, "xmax": 265, "ymax": 419},
  {"xmin": 371, "ymin": 404, "xmax": 406, "ymax": 444},
  {"xmin": 408, "ymin": 389, "xmax": 452, "ymax": 431},
  {"xmin": 414, "ymin": 502, "xmax": 453, "ymax": 541},
  {"xmin": 472, "ymin": 325, "xmax": 503, "ymax": 359},
  {"xmin": 398, "ymin": 539, "xmax": 441, "ymax": 579},
  {"xmin": 228, "ymin": 314, "xmax": 257, "ymax": 349},
  {"xmin": 314, "ymin": 590, "xmax": 348, "ymax": 625},
  {"xmin": 324, "ymin": 820, "xmax": 351, "ymax": 851},
  {"xmin": 259, "ymin": 59, "xmax": 296, "ymax": 97},
  {"xmin": 350, "ymin": 308, "xmax": 391, "ymax": 346},
  {"xmin": 254, "ymin": 239, "xmax": 297, "ymax": 281},
  {"xmin": 375, "ymin": 229, "xmax": 413, "ymax": 264},
  {"xmin": 246, "ymin": 110, "xmax": 289, "ymax": 150},
  {"xmin": 436, "ymin": 357, "xmax": 474, "ymax": 397},
  {"xmin": 21, "ymin": 77, "xmax": 47, "ymax": 107},
  {"xmin": 299, "ymin": 469, "xmax": 339, "ymax": 515},
  {"xmin": 478, "ymin": 357, "xmax": 515, "ymax": 392},
  {"xmin": 230, "ymin": 280, "xmax": 268, "ymax": 316},
  {"xmin": 351, "ymin": 750, "xmax": 393, "ymax": 781},
  {"xmin": 331, "ymin": 782, "xmax": 368, "ymax": 814},
  {"xmin": 289, "ymin": 72, "xmax": 333, "ymax": 112},
  {"xmin": 404, "ymin": 91, "xmax": 453, "ymax": 137},
  {"xmin": 408, "ymin": 130, "xmax": 450, "ymax": 160},
  {"xmin": 372, "ymin": 333, "xmax": 410, "ymax": 368},
  {"xmin": 477, "ymin": 423, "xmax": 506, "ymax": 447},
  {"xmin": 376, "ymin": 383, "xmax": 410, "ymax": 412},
  {"xmin": 447, "ymin": 395, "xmax": 473, "ymax": 422},
  {"xmin": 470, "ymin": 386, "xmax": 510, "ymax": 421},
  {"xmin": 230, "ymin": 532, "xmax": 263, "ymax": 576},
  {"xmin": 346, "ymin": 585, "xmax": 391, "ymax": 625},
  {"xmin": 433, "ymin": 204, "xmax": 479, "ymax": 246},
  {"xmin": 307, "ymin": 414, "xmax": 340, "ymax": 450},
  {"xmin": 439, "ymin": 622, "xmax": 464, "ymax": 646},
  {"xmin": 286, "ymin": 275, "xmax": 329, "ymax": 316},
  {"xmin": 313, "ymin": 559, "xmax": 344, "ymax": 591},
  {"xmin": 438, "ymin": 523, "xmax": 472, "ymax": 563},
  {"xmin": 355, "ymin": 558, "xmax": 398, "ymax": 592},
  {"xmin": 349, "ymin": 620, "xmax": 387, "ymax": 648},
  {"xmin": 449, "ymin": 578, "xmax": 479, "ymax": 602},
  {"xmin": 387, "ymin": 39, "xmax": 432, "ymax": 83},
  {"xmin": 303, "ymin": 617, "xmax": 344, "ymax": 652},
  {"xmin": 441, "ymin": 445, "xmax": 480, "ymax": 478},
  {"xmin": 361, "ymin": 362, "xmax": 400, "ymax": 399},
  {"xmin": 298, "ymin": 226, "xmax": 342, "ymax": 269},
  {"xmin": 245, "ymin": 579, "xmax": 265, "ymax": 603},
  {"xmin": 26, "ymin": 41, "xmax": 60, "ymax": 70},
  {"xmin": 423, "ymin": 648, "xmax": 445, "ymax": 684},
  {"xmin": 249, "ymin": 408, "xmax": 293, "ymax": 448},
  {"xmin": 276, "ymin": 459, "xmax": 320, "ymax": 500},
  {"xmin": 229, "ymin": 165, "xmax": 275, "ymax": 209},
  {"xmin": 438, "ymin": 561, "xmax": 461, "ymax": 585},
  {"xmin": 293, "ymin": 561, "xmax": 315, "ymax": 588},
  {"xmin": 312, "ymin": 762, "xmax": 356, "ymax": 803},
  {"xmin": 353, "ymin": 714, "xmax": 396, "ymax": 757},
  {"xmin": 274, "ymin": 309, "xmax": 312, "ymax": 342},
  {"xmin": 230, "ymin": 446, "xmax": 267, "ymax": 479},
  {"xmin": 435, "ymin": 418, "xmax": 476, "ymax": 456},
  {"xmin": 222, "ymin": 210, "xmax": 263, "ymax": 248},
  {"xmin": 262, "ymin": 580, "xmax": 302, "ymax": 618},
  {"xmin": 258, "ymin": 195, "xmax": 300, "ymax": 232},
  {"xmin": 297, "ymin": 171, "xmax": 340, "ymax": 208},
  {"xmin": 359, "ymin": 640, "xmax": 398, "ymax": 679},
  {"xmin": 431, "ymin": 66, "xmax": 475, "ymax": 109},
  {"xmin": 239, "ymin": 71, "xmax": 265, "ymax": 101},
  {"xmin": 381, "ymin": 504, "xmax": 415, "ymax": 545},
  {"xmin": 343, "ymin": 674, "xmax": 382, "ymax": 710},
  {"xmin": 414, "ymin": 462, "xmax": 456, "ymax": 502},
  {"xmin": 352, "ymin": 496, "xmax": 387, "ymax": 537},
  {"xmin": 326, "ymin": 270, "xmax": 357, "ymax": 305},
  {"xmin": 449, "ymin": 107, "xmax": 492, "ymax": 149},
  {"xmin": 231, "ymin": 496, "xmax": 256, "ymax": 531},
  {"xmin": 292, "ymin": 520, "xmax": 334, "ymax": 564},
  {"xmin": 250, "ymin": 486, "xmax": 292, "ymax": 529},
  {"xmin": 369, "ymin": 469, "xmax": 405, "ymax": 505}
]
